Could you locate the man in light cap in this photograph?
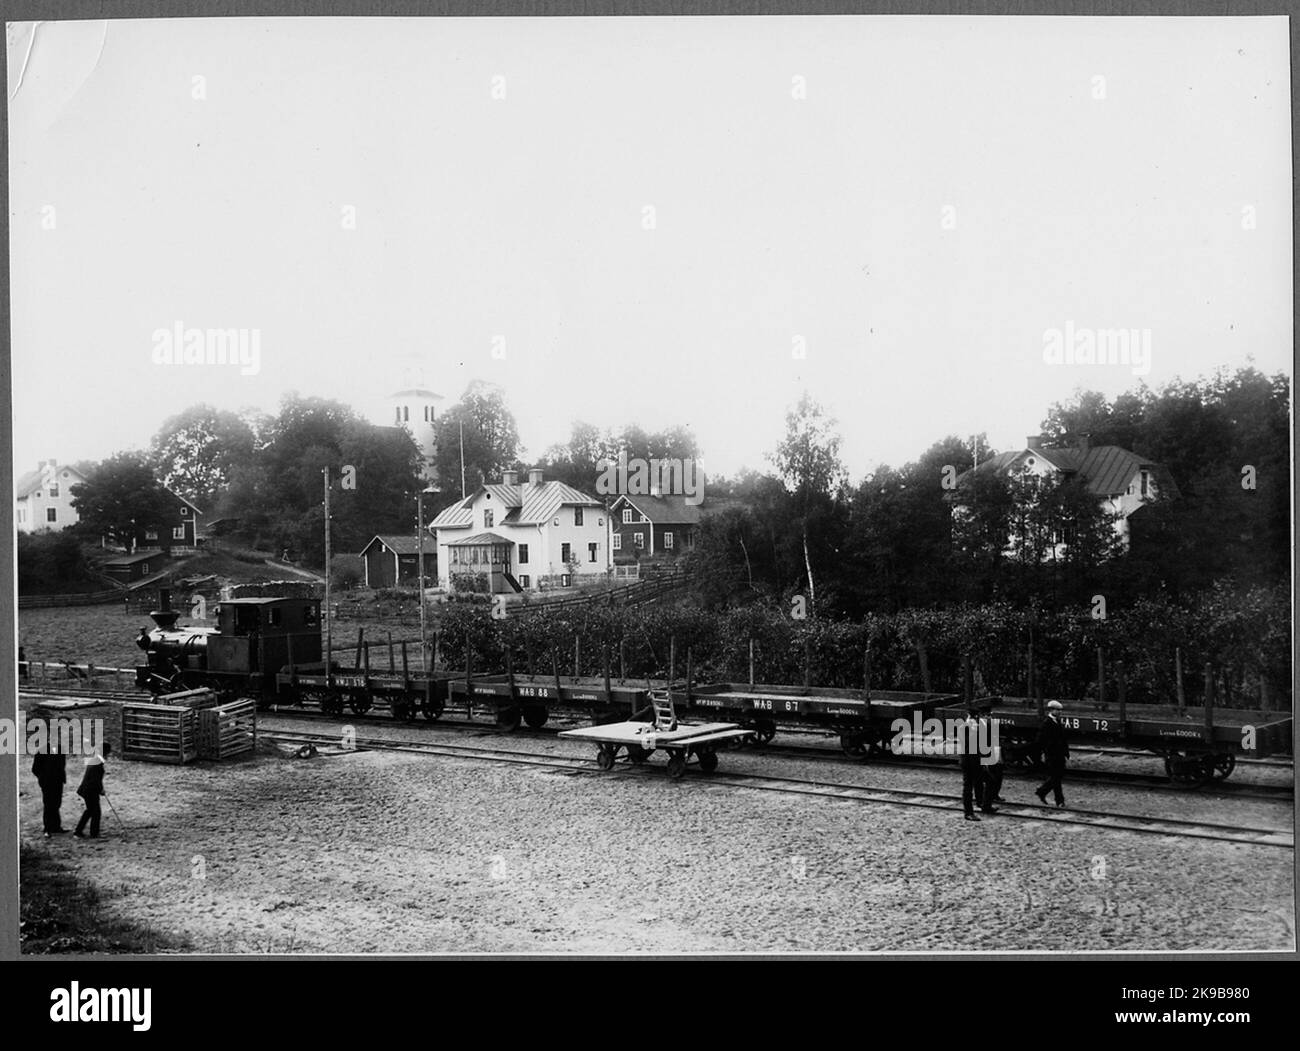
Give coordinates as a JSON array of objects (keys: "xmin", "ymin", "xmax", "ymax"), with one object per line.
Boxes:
[{"xmin": 1035, "ymin": 700, "xmax": 1069, "ymax": 807}]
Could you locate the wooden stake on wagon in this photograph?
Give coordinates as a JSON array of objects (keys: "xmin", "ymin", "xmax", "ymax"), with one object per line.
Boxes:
[
  {"xmin": 668, "ymin": 636, "xmax": 676, "ymax": 707},
  {"xmin": 574, "ymin": 635, "xmax": 581, "ymax": 679},
  {"xmin": 803, "ymin": 636, "xmax": 812, "ymax": 689},
  {"xmin": 1203, "ymin": 662, "xmax": 1215, "ymax": 744},
  {"xmin": 387, "ymin": 631, "xmax": 395, "ymax": 671},
  {"xmin": 1096, "ymin": 647, "xmax": 1106, "ymax": 708},
  {"xmin": 1175, "ymin": 647, "xmax": 1185, "ymax": 714},
  {"xmin": 1116, "ymin": 658, "xmax": 1127, "ymax": 725},
  {"xmin": 862, "ymin": 644, "xmax": 872, "ymax": 699},
  {"xmin": 1027, "ymin": 625, "xmax": 1035, "ymax": 701},
  {"xmin": 748, "ymin": 638, "xmax": 755, "ymax": 687},
  {"xmin": 916, "ymin": 640, "xmax": 932, "ymax": 693},
  {"xmin": 619, "ymin": 638, "xmax": 627, "ymax": 681},
  {"xmin": 686, "ymin": 647, "xmax": 693, "ymax": 704}
]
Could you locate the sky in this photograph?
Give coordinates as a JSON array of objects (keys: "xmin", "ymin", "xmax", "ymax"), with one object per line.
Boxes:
[{"xmin": 7, "ymin": 15, "xmax": 1293, "ymax": 486}]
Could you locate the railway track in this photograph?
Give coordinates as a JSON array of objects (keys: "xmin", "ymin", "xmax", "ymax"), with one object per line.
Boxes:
[
  {"xmin": 257, "ymin": 725, "xmax": 1295, "ymax": 850},
  {"xmin": 21, "ymin": 686, "xmax": 1293, "ymax": 799}
]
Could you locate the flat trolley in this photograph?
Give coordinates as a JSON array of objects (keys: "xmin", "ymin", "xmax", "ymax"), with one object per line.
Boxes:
[{"xmin": 559, "ymin": 689, "xmax": 755, "ymax": 780}]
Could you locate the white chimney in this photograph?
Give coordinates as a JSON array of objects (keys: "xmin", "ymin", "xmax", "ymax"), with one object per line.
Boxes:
[
  {"xmin": 528, "ymin": 468, "xmax": 543, "ymax": 487},
  {"xmin": 502, "ymin": 469, "xmax": 518, "ymax": 486}
]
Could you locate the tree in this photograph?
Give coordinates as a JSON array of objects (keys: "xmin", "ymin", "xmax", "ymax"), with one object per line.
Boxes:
[
  {"xmin": 769, "ymin": 393, "xmax": 846, "ymax": 618},
  {"xmin": 432, "ymin": 381, "xmax": 521, "ymax": 496},
  {"xmin": 69, "ymin": 452, "xmax": 176, "ymax": 548},
  {"xmin": 150, "ymin": 403, "xmax": 256, "ymax": 508}
]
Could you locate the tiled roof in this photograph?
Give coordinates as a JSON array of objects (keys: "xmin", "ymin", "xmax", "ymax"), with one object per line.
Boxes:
[{"xmin": 612, "ymin": 493, "xmax": 703, "ymax": 525}]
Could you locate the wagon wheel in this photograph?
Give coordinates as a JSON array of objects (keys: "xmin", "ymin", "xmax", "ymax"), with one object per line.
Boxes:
[
  {"xmin": 627, "ymin": 744, "xmax": 652, "ymax": 764},
  {"xmin": 697, "ymin": 749, "xmax": 718, "ymax": 774},
  {"xmin": 523, "ymin": 706, "xmax": 549, "ymax": 729},
  {"xmin": 496, "ymin": 706, "xmax": 522, "ymax": 733},
  {"xmin": 1164, "ymin": 751, "xmax": 1212, "ymax": 789},
  {"xmin": 754, "ymin": 720, "xmax": 777, "ymax": 745},
  {"xmin": 840, "ymin": 733, "xmax": 867, "ymax": 758},
  {"xmin": 596, "ymin": 745, "xmax": 617, "ymax": 771},
  {"xmin": 422, "ymin": 697, "xmax": 444, "ymax": 721},
  {"xmin": 320, "ymin": 691, "xmax": 346, "ymax": 717},
  {"xmin": 1211, "ymin": 753, "xmax": 1236, "ymax": 781},
  {"xmin": 390, "ymin": 696, "xmax": 414, "ymax": 722},
  {"xmin": 348, "ymin": 693, "xmax": 373, "ymax": 716},
  {"xmin": 666, "ymin": 751, "xmax": 688, "ymax": 780}
]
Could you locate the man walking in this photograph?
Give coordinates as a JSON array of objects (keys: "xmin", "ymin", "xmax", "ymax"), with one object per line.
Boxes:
[
  {"xmin": 32, "ymin": 745, "xmax": 67, "ymax": 837},
  {"xmin": 74, "ymin": 742, "xmax": 111, "ymax": 839},
  {"xmin": 1036, "ymin": 700, "xmax": 1069, "ymax": 807}
]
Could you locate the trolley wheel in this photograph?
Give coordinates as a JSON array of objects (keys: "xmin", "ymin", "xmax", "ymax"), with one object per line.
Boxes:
[
  {"xmin": 348, "ymin": 694, "xmax": 373, "ymax": 716},
  {"xmin": 627, "ymin": 744, "xmax": 652, "ymax": 763},
  {"xmin": 496, "ymin": 706, "xmax": 521, "ymax": 733},
  {"xmin": 422, "ymin": 698, "xmax": 444, "ymax": 721},
  {"xmin": 596, "ymin": 745, "xmax": 617, "ymax": 771},
  {"xmin": 754, "ymin": 720, "xmax": 777, "ymax": 745},
  {"xmin": 666, "ymin": 751, "xmax": 688, "ymax": 780},
  {"xmin": 523, "ymin": 706, "xmax": 549, "ymax": 729},
  {"xmin": 840, "ymin": 733, "xmax": 867, "ymax": 758},
  {"xmin": 697, "ymin": 749, "xmax": 718, "ymax": 774},
  {"xmin": 1212, "ymin": 753, "xmax": 1236, "ymax": 781}
]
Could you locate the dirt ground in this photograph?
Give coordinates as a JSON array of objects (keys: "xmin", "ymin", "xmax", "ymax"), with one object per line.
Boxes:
[{"xmin": 17, "ymin": 700, "xmax": 1295, "ymax": 955}]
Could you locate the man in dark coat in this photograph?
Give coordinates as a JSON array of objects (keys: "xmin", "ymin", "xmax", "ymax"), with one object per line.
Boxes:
[
  {"xmin": 1035, "ymin": 700, "xmax": 1070, "ymax": 807},
  {"xmin": 32, "ymin": 748, "xmax": 67, "ymax": 836},
  {"xmin": 74, "ymin": 743, "xmax": 111, "ymax": 839},
  {"xmin": 976, "ymin": 701, "xmax": 1004, "ymax": 813},
  {"xmin": 959, "ymin": 708, "xmax": 983, "ymax": 821}
]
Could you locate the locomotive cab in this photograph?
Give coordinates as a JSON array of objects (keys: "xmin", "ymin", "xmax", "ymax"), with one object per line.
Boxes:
[{"xmin": 209, "ymin": 597, "xmax": 323, "ymax": 678}]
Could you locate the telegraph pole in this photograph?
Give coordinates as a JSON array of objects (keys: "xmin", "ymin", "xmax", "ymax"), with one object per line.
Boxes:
[
  {"xmin": 323, "ymin": 466, "xmax": 332, "ymax": 686},
  {"xmin": 417, "ymin": 486, "xmax": 429, "ymax": 670},
  {"xmin": 459, "ymin": 419, "xmax": 466, "ymax": 499}
]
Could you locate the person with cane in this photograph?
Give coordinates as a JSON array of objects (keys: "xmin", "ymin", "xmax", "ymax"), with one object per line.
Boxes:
[{"xmin": 73, "ymin": 742, "xmax": 111, "ymax": 839}]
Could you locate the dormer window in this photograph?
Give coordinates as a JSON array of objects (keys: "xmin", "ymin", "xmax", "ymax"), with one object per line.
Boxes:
[{"xmin": 1140, "ymin": 470, "xmax": 1151, "ymax": 498}]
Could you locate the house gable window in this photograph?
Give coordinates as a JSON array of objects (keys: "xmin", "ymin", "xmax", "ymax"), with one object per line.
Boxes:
[
  {"xmin": 485, "ymin": 509, "xmax": 494, "ymax": 528},
  {"xmin": 622, "ymin": 508, "xmax": 633, "ymax": 524},
  {"xmin": 48, "ymin": 483, "xmax": 59, "ymax": 498},
  {"xmin": 1140, "ymin": 470, "xmax": 1151, "ymax": 498},
  {"xmin": 574, "ymin": 507, "xmax": 584, "ymax": 526}
]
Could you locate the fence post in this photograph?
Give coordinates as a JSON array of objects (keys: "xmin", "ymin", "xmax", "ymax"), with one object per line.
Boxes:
[{"xmin": 862, "ymin": 644, "xmax": 872, "ymax": 698}]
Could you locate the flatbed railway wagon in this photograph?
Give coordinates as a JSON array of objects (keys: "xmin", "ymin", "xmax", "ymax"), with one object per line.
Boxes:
[
  {"xmin": 446, "ymin": 673, "xmax": 682, "ymax": 731},
  {"xmin": 933, "ymin": 695, "xmax": 1294, "ymax": 786},
  {"xmin": 274, "ymin": 662, "xmax": 463, "ymax": 720},
  {"xmin": 684, "ymin": 682, "xmax": 960, "ymax": 750}
]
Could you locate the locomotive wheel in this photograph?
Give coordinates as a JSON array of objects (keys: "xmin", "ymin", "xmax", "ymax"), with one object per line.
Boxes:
[
  {"xmin": 348, "ymin": 694, "xmax": 373, "ymax": 716},
  {"xmin": 1212, "ymin": 754, "xmax": 1236, "ymax": 781},
  {"xmin": 697, "ymin": 749, "xmax": 718, "ymax": 774},
  {"xmin": 496, "ymin": 706, "xmax": 522, "ymax": 733},
  {"xmin": 666, "ymin": 751, "xmax": 688, "ymax": 780},
  {"xmin": 754, "ymin": 720, "xmax": 777, "ymax": 745},
  {"xmin": 840, "ymin": 733, "xmax": 867, "ymax": 758},
  {"xmin": 627, "ymin": 744, "xmax": 652, "ymax": 763},
  {"xmin": 523, "ymin": 706, "xmax": 549, "ymax": 729},
  {"xmin": 596, "ymin": 745, "xmax": 616, "ymax": 771}
]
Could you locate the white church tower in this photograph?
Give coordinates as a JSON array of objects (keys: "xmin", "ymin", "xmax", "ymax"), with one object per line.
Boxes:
[{"xmin": 382, "ymin": 363, "xmax": 444, "ymax": 485}]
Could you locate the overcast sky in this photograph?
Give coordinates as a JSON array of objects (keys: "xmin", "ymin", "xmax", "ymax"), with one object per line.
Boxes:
[{"xmin": 7, "ymin": 15, "xmax": 1292, "ymax": 487}]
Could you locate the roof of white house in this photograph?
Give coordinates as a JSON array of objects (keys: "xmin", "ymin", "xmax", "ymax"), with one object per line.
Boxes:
[
  {"xmin": 431, "ymin": 478, "xmax": 601, "ymax": 530},
  {"xmin": 958, "ymin": 444, "xmax": 1179, "ymax": 499},
  {"xmin": 14, "ymin": 462, "xmax": 89, "ymax": 500}
]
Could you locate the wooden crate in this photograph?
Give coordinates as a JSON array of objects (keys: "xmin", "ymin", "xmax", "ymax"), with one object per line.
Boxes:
[
  {"xmin": 122, "ymin": 703, "xmax": 198, "ymax": 764},
  {"xmin": 197, "ymin": 699, "xmax": 258, "ymax": 761},
  {"xmin": 157, "ymin": 687, "xmax": 224, "ymax": 712}
]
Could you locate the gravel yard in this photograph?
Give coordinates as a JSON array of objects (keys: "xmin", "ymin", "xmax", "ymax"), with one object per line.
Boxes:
[{"xmin": 17, "ymin": 699, "xmax": 1295, "ymax": 954}]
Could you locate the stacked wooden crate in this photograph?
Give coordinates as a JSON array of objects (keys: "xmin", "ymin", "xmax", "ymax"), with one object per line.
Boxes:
[
  {"xmin": 121, "ymin": 703, "xmax": 200, "ymax": 764},
  {"xmin": 197, "ymin": 698, "xmax": 258, "ymax": 760}
]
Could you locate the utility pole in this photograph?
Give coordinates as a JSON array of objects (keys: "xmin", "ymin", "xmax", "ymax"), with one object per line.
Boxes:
[
  {"xmin": 459, "ymin": 419, "xmax": 466, "ymax": 499},
  {"xmin": 323, "ymin": 466, "xmax": 332, "ymax": 686},
  {"xmin": 417, "ymin": 486, "xmax": 429, "ymax": 670}
]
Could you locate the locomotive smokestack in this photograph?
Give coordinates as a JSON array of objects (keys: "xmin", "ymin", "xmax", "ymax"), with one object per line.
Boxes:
[{"xmin": 150, "ymin": 587, "xmax": 179, "ymax": 630}]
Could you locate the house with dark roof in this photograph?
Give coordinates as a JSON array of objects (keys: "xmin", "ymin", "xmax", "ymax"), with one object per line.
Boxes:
[
  {"xmin": 360, "ymin": 535, "xmax": 437, "ymax": 588},
  {"xmin": 609, "ymin": 492, "xmax": 702, "ymax": 566},
  {"xmin": 132, "ymin": 488, "xmax": 203, "ymax": 552},
  {"xmin": 953, "ymin": 435, "xmax": 1178, "ymax": 554},
  {"xmin": 429, "ymin": 468, "xmax": 606, "ymax": 593},
  {"xmin": 14, "ymin": 459, "xmax": 89, "ymax": 533}
]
